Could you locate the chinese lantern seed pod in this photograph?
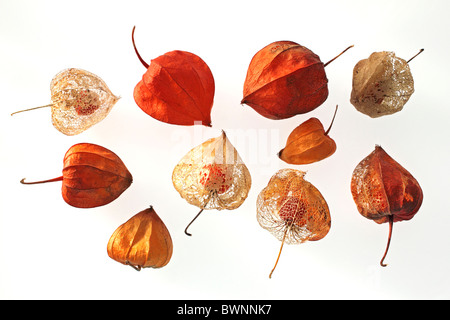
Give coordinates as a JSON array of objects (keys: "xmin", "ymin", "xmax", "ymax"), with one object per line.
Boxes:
[
  {"xmin": 132, "ymin": 26, "xmax": 215, "ymax": 127},
  {"xmin": 242, "ymin": 42, "xmax": 352, "ymax": 120},
  {"xmin": 107, "ymin": 206, "xmax": 173, "ymax": 270},
  {"xmin": 20, "ymin": 143, "xmax": 132, "ymax": 208},
  {"xmin": 351, "ymin": 145, "xmax": 423, "ymax": 266},
  {"xmin": 278, "ymin": 105, "xmax": 338, "ymax": 165},
  {"xmin": 11, "ymin": 68, "xmax": 119, "ymax": 135},
  {"xmin": 350, "ymin": 49, "xmax": 424, "ymax": 118},
  {"xmin": 172, "ymin": 130, "xmax": 252, "ymax": 236},
  {"xmin": 257, "ymin": 169, "xmax": 331, "ymax": 278}
]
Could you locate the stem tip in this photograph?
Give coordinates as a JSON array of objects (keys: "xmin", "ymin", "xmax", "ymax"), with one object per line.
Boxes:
[
  {"xmin": 131, "ymin": 26, "xmax": 150, "ymax": 69},
  {"xmin": 184, "ymin": 208, "xmax": 204, "ymax": 236},
  {"xmin": 380, "ymin": 215, "xmax": 394, "ymax": 267}
]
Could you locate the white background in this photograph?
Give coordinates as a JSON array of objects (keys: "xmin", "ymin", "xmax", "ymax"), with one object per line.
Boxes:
[{"xmin": 1, "ymin": 0, "xmax": 449, "ymax": 300}]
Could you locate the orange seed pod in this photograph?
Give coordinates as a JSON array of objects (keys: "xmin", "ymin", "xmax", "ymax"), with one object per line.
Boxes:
[
  {"xmin": 20, "ymin": 143, "xmax": 132, "ymax": 208},
  {"xmin": 107, "ymin": 206, "xmax": 173, "ymax": 271},
  {"xmin": 242, "ymin": 42, "xmax": 352, "ymax": 120},
  {"xmin": 351, "ymin": 145, "xmax": 423, "ymax": 266},
  {"xmin": 132, "ymin": 26, "xmax": 215, "ymax": 126},
  {"xmin": 278, "ymin": 105, "xmax": 338, "ymax": 165}
]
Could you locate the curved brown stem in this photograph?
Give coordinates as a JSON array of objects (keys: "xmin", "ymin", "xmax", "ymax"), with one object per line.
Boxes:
[
  {"xmin": 131, "ymin": 26, "xmax": 150, "ymax": 69},
  {"xmin": 20, "ymin": 176, "xmax": 63, "ymax": 185},
  {"xmin": 406, "ymin": 48, "xmax": 424, "ymax": 63},
  {"xmin": 184, "ymin": 208, "xmax": 204, "ymax": 236},
  {"xmin": 269, "ymin": 227, "xmax": 289, "ymax": 279},
  {"xmin": 126, "ymin": 261, "xmax": 141, "ymax": 271},
  {"xmin": 11, "ymin": 104, "xmax": 52, "ymax": 116},
  {"xmin": 380, "ymin": 215, "xmax": 394, "ymax": 267},
  {"xmin": 324, "ymin": 45, "xmax": 354, "ymax": 67},
  {"xmin": 185, "ymin": 192, "xmax": 213, "ymax": 236},
  {"xmin": 324, "ymin": 105, "xmax": 339, "ymax": 136}
]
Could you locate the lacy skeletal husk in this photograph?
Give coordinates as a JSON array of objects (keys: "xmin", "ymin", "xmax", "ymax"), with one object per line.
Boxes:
[
  {"xmin": 172, "ymin": 131, "xmax": 251, "ymax": 210},
  {"xmin": 350, "ymin": 153, "xmax": 389, "ymax": 220},
  {"xmin": 257, "ymin": 169, "xmax": 330, "ymax": 244},
  {"xmin": 50, "ymin": 68, "xmax": 119, "ymax": 135},
  {"xmin": 350, "ymin": 51, "xmax": 414, "ymax": 118}
]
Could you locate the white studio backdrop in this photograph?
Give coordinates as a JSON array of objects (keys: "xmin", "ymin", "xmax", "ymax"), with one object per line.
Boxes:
[{"xmin": 1, "ymin": 0, "xmax": 449, "ymax": 299}]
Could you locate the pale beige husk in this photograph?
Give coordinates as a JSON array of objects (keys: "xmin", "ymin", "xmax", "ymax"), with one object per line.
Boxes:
[
  {"xmin": 50, "ymin": 68, "xmax": 119, "ymax": 135},
  {"xmin": 350, "ymin": 51, "xmax": 414, "ymax": 118},
  {"xmin": 172, "ymin": 131, "xmax": 251, "ymax": 211}
]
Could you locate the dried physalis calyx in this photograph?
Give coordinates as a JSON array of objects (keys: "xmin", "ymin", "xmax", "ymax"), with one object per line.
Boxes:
[
  {"xmin": 351, "ymin": 145, "xmax": 423, "ymax": 266},
  {"xmin": 279, "ymin": 105, "xmax": 338, "ymax": 165},
  {"xmin": 172, "ymin": 131, "xmax": 252, "ymax": 236},
  {"xmin": 20, "ymin": 143, "xmax": 132, "ymax": 208},
  {"xmin": 350, "ymin": 49, "xmax": 424, "ymax": 118},
  {"xmin": 257, "ymin": 169, "xmax": 331, "ymax": 278},
  {"xmin": 241, "ymin": 41, "xmax": 352, "ymax": 120},
  {"xmin": 11, "ymin": 68, "xmax": 119, "ymax": 135},
  {"xmin": 107, "ymin": 206, "xmax": 173, "ymax": 271},
  {"xmin": 132, "ymin": 26, "xmax": 215, "ymax": 126}
]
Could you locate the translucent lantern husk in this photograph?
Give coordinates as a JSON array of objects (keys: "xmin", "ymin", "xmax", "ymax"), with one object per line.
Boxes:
[
  {"xmin": 172, "ymin": 131, "xmax": 251, "ymax": 234},
  {"xmin": 50, "ymin": 68, "xmax": 119, "ymax": 135},
  {"xmin": 257, "ymin": 169, "xmax": 330, "ymax": 244},
  {"xmin": 257, "ymin": 169, "xmax": 330, "ymax": 278},
  {"xmin": 173, "ymin": 131, "xmax": 251, "ymax": 211},
  {"xmin": 350, "ymin": 51, "xmax": 414, "ymax": 118}
]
